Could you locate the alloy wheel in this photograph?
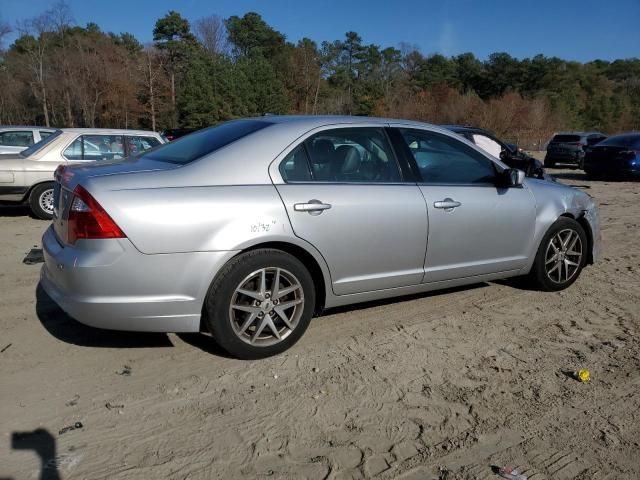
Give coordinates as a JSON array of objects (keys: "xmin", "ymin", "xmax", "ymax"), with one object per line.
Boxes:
[
  {"xmin": 39, "ymin": 188, "xmax": 54, "ymax": 215},
  {"xmin": 544, "ymin": 228, "xmax": 583, "ymax": 284},
  {"xmin": 229, "ymin": 267, "xmax": 304, "ymax": 347}
]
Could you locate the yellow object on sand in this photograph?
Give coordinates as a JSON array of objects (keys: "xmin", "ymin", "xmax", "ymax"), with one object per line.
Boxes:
[{"xmin": 577, "ymin": 369, "xmax": 590, "ymax": 382}]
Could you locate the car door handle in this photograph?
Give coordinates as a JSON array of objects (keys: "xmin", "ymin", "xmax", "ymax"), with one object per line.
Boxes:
[
  {"xmin": 294, "ymin": 200, "xmax": 332, "ymax": 213},
  {"xmin": 433, "ymin": 198, "xmax": 462, "ymax": 210}
]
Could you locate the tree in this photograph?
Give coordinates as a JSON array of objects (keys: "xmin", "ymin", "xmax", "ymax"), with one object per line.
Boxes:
[
  {"xmin": 153, "ymin": 11, "xmax": 197, "ymax": 127},
  {"xmin": 194, "ymin": 15, "xmax": 228, "ymax": 58},
  {"xmin": 225, "ymin": 12, "xmax": 285, "ymax": 60}
]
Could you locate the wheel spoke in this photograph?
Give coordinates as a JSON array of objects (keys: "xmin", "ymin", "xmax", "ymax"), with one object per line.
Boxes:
[
  {"xmin": 274, "ymin": 284, "xmax": 300, "ymax": 300},
  {"xmin": 265, "ymin": 314, "xmax": 281, "ymax": 340},
  {"xmin": 236, "ymin": 288, "xmax": 262, "ymax": 301},
  {"xmin": 259, "ymin": 269, "xmax": 267, "ymax": 297},
  {"xmin": 273, "ymin": 306, "xmax": 293, "ymax": 329},
  {"xmin": 546, "ymin": 253, "xmax": 559, "ymax": 264},
  {"xmin": 252, "ymin": 316, "xmax": 269, "ymax": 343},
  {"xmin": 277, "ymin": 298, "xmax": 303, "ymax": 310},
  {"xmin": 237, "ymin": 312, "xmax": 258, "ymax": 335},
  {"xmin": 548, "ymin": 262, "xmax": 560, "ymax": 275},
  {"xmin": 567, "ymin": 234, "xmax": 579, "ymax": 252},
  {"xmin": 564, "ymin": 259, "xmax": 579, "ymax": 267},
  {"xmin": 271, "ymin": 268, "xmax": 281, "ymax": 298},
  {"xmin": 231, "ymin": 304, "xmax": 261, "ymax": 314}
]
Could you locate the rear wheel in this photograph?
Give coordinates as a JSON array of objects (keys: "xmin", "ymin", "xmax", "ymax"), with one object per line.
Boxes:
[
  {"xmin": 28, "ymin": 182, "xmax": 55, "ymax": 220},
  {"xmin": 204, "ymin": 249, "xmax": 315, "ymax": 359},
  {"xmin": 527, "ymin": 217, "xmax": 587, "ymax": 291}
]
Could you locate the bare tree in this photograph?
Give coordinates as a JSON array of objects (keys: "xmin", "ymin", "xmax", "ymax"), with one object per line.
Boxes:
[
  {"xmin": 139, "ymin": 45, "xmax": 165, "ymax": 131},
  {"xmin": 16, "ymin": 13, "xmax": 54, "ymax": 126},
  {"xmin": 0, "ymin": 17, "xmax": 11, "ymax": 52},
  {"xmin": 194, "ymin": 15, "xmax": 229, "ymax": 57},
  {"xmin": 49, "ymin": 0, "xmax": 75, "ymax": 126}
]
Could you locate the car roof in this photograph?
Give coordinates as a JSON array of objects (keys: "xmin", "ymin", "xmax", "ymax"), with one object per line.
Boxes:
[
  {"xmin": 553, "ymin": 131, "xmax": 605, "ymax": 136},
  {"xmin": 441, "ymin": 124, "xmax": 488, "ymax": 133},
  {"xmin": 60, "ymin": 128, "xmax": 160, "ymax": 135},
  {"xmin": 0, "ymin": 125, "xmax": 58, "ymax": 130},
  {"xmin": 251, "ymin": 114, "xmax": 435, "ymax": 129}
]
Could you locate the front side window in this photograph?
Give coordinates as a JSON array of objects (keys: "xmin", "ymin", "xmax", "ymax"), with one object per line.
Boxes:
[
  {"xmin": 472, "ymin": 133, "xmax": 502, "ymax": 158},
  {"xmin": 63, "ymin": 135, "xmax": 125, "ymax": 161},
  {"xmin": 0, "ymin": 130, "xmax": 34, "ymax": 147},
  {"xmin": 400, "ymin": 129, "xmax": 496, "ymax": 184},
  {"xmin": 292, "ymin": 128, "xmax": 401, "ymax": 183}
]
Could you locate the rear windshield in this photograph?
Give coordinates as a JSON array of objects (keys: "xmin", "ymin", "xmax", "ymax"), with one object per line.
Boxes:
[
  {"xmin": 597, "ymin": 134, "xmax": 640, "ymax": 149},
  {"xmin": 141, "ymin": 120, "xmax": 272, "ymax": 165},
  {"xmin": 551, "ymin": 134, "xmax": 581, "ymax": 143},
  {"xmin": 20, "ymin": 130, "xmax": 62, "ymax": 157}
]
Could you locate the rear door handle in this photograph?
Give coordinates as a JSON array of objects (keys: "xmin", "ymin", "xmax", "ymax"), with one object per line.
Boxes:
[
  {"xmin": 294, "ymin": 199, "xmax": 332, "ymax": 214},
  {"xmin": 433, "ymin": 198, "xmax": 461, "ymax": 211}
]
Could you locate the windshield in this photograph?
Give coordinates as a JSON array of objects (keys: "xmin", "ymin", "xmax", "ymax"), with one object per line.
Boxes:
[
  {"xmin": 141, "ymin": 120, "xmax": 272, "ymax": 165},
  {"xmin": 597, "ymin": 134, "xmax": 640, "ymax": 149},
  {"xmin": 20, "ymin": 130, "xmax": 63, "ymax": 157}
]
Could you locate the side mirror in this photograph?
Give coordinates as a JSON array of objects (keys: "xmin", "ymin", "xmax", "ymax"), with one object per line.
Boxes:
[
  {"xmin": 499, "ymin": 149, "xmax": 509, "ymax": 161},
  {"xmin": 500, "ymin": 168, "xmax": 525, "ymax": 187}
]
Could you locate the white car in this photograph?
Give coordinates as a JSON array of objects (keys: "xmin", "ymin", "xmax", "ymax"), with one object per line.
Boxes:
[
  {"xmin": 0, "ymin": 128, "xmax": 164, "ymax": 219},
  {"xmin": 0, "ymin": 126, "xmax": 57, "ymax": 155}
]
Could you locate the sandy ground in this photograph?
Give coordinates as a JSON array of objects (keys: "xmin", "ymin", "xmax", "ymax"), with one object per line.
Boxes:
[{"xmin": 1, "ymin": 167, "xmax": 639, "ymax": 480}]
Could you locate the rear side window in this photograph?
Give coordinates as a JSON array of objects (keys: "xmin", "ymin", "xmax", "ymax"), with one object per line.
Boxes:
[
  {"xmin": 63, "ymin": 135, "xmax": 125, "ymax": 161},
  {"xmin": 40, "ymin": 130, "xmax": 55, "ymax": 139},
  {"xmin": 126, "ymin": 135, "xmax": 161, "ymax": 155},
  {"xmin": 280, "ymin": 145, "xmax": 312, "ymax": 182},
  {"xmin": 142, "ymin": 120, "xmax": 272, "ymax": 165},
  {"xmin": 551, "ymin": 134, "xmax": 581, "ymax": 143},
  {"xmin": 302, "ymin": 128, "xmax": 401, "ymax": 183},
  {"xmin": 0, "ymin": 130, "xmax": 34, "ymax": 147},
  {"xmin": 597, "ymin": 134, "xmax": 640, "ymax": 149}
]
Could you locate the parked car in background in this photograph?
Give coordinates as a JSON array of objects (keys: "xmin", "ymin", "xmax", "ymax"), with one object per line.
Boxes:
[
  {"xmin": 161, "ymin": 128, "xmax": 197, "ymax": 141},
  {"xmin": 443, "ymin": 125, "xmax": 544, "ymax": 178},
  {"xmin": 0, "ymin": 128, "xmax": 164, "ymax": 219},
  {"xmin": 545, "ymin": 132, "xmax": 607, "ymax": 169},
  {"xmin": 40, "ymin": 116, "xmax": 600, "ymax": 359},
  {"xmin": 0, "ymin": 126, "xmax": 57, "ymax": 154},
  {"xmin": 583, "ymin": 133, "xmax": 640, "ymax": 179}
]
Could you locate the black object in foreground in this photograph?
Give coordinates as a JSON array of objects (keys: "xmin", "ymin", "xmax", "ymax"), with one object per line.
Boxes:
[{"xmin": 23, "ymin": 248, "xmax": 44, "ymax": 265}]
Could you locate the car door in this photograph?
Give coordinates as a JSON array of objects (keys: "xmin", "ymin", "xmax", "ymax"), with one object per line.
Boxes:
[
  {"xmin": 275, "ymin": 126, "xmax": 428, "ymax": 295},
  {"xmin": 392, "ymin": 126, "xmax": 536, "ymax": 283}
]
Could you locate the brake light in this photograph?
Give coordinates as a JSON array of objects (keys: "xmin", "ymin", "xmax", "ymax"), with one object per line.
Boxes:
[{"xmin": 67, "ymin": 185, "xmax": 125, "ymax": 244}]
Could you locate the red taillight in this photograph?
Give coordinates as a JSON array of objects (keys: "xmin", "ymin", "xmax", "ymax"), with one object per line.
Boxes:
[{"xmin": 67, "ymin": 185, "xmax": 125, "ymax": 244}]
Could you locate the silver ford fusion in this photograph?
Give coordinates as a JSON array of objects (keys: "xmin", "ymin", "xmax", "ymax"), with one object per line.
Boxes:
[{"xmin": 40, "ymin": 116, "xmax": 601, "ymax": 359}]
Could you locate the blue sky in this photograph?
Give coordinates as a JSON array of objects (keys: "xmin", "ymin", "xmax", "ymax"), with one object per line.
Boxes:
[{"xmin": 1, "ymin": 0, "xmax": 638, "ymax": 61}]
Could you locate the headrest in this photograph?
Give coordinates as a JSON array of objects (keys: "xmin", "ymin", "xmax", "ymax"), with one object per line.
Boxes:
[{"xmin": 309, "ymin": 139, "xmax": 335, "ymax": 164}]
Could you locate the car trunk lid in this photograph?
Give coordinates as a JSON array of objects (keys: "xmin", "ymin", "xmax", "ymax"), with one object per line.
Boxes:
[{"xmin": 52, "ymin": 157, "xmax": 179, "ymax": 245}]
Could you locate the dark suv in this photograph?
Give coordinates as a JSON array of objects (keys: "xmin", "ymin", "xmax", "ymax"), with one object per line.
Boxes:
[
  {"xmin": 545, "ymin": 132, "xmax": 607, "ymax": 169},
  {"xmin": 442, "ymin": 125, "xmax": 544, "ymax": 178}
]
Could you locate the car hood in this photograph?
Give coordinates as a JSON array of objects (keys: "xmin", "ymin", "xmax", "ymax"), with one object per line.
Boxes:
[{"xmin": 527, "ymin": 176, "xmax": 596, "ymax": 213}]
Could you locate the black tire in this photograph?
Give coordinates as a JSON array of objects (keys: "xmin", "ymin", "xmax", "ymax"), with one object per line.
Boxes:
[
  {"xmin": 527, "ymin": 217, "xmax": 588, "ymax": 292},
  {"xmin": 545, "ymin": 156, "xmax": 556, "ymax": 168},
  {"xmin": 28, "ymin": 182, "xmax": 55, "ymax": 220},
  {"xmin": 204, "ymin": 249, "xmax": 316, "ymax": 359},
  {"xmin": 584, "ymin": 169, "xmax": 599, "ymax": 180}
]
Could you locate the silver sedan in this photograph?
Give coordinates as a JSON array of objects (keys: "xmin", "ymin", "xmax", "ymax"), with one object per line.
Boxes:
[{"xmin": 40, "ymin": 116, "xmax": 601, "ymax": 359}]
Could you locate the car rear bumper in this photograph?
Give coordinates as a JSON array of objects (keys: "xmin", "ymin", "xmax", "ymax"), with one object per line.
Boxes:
[
  {"xmin": 545, "ymin": 151, "xmax": 583, "ymax": 163},
  {"xmin": 40, "ymin": 226, "xmax": 237, "ymax": 332}
]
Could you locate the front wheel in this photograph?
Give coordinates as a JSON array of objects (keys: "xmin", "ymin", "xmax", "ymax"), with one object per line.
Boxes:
[
  {"xmin": 28, "ymin": 182, "xmax": 55, "ymax": 220},
  {"xmin": 527, "ymin": 217, "xmax": 587, "ymax": 291},
  {"xmin": 204, "ymin": 249, "xmax": 315, "ymax": 359}
]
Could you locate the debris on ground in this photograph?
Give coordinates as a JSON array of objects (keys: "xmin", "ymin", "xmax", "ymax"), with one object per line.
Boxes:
[
  {"xmin": 105, "ymin": 402, "xmax": 124, "ymax": 410},
  {"xmin": 576, "ymin": 368, "xmax": 591, "ymax": 382},
  {"xmin": 1, "ymin": 343, "xmax": 12, "ymax": 353},
  {"xmin": 65, "ymin": 395, "xmax": 80, "ymax": 407},
  {"xmin": 495, "ymin": 466, "xmax": 527, "ymax": 479},
  {"xmin": 22, "ymin": 248, "xmax": 44, "ymax": 265},
  {"xmin": 58, "ymin": 422, "xmax": 83, "ymax": 435},
  {"xmin": 116, "ymin": 365, "xmax": 132, "ymax": 376}
]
